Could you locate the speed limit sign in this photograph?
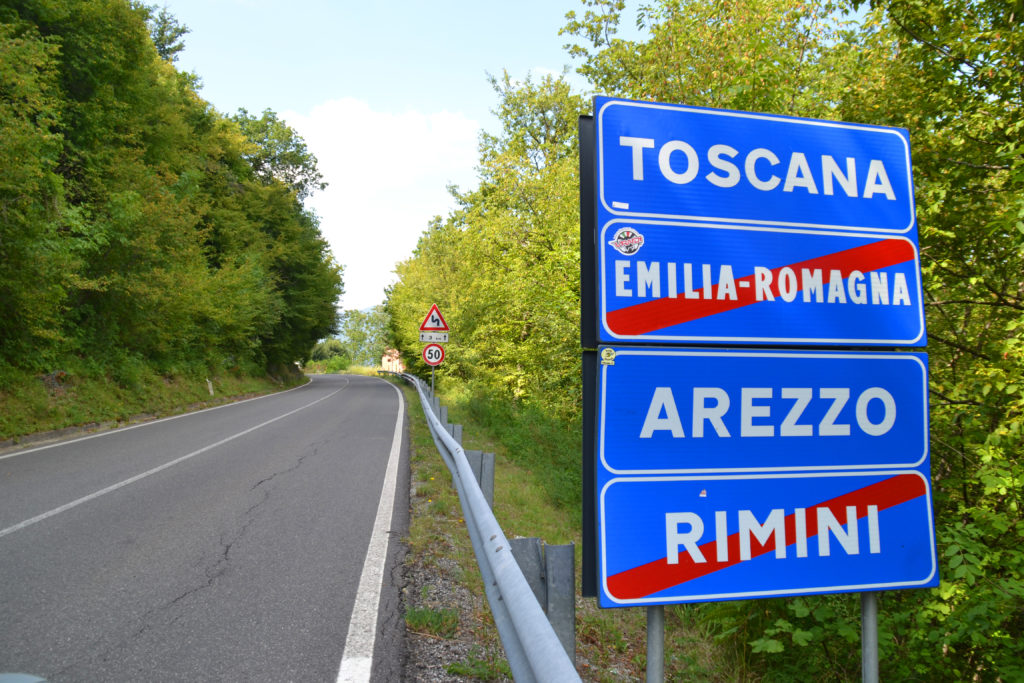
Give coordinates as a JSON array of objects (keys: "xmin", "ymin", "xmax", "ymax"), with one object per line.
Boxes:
[{"xmin": 422, "ymin": 343, "xmax": 445, "ymax": 367}]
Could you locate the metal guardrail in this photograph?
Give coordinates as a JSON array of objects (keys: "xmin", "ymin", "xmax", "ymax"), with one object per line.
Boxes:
[{"xmin": 391, "ymin": 372, "xmax": 580, "ymax": 683}]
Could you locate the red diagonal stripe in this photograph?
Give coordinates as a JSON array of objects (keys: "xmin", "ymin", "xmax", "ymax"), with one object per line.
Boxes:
[
  {"xmin": 606, "ymin": 238, "xmax": 916, "ymax": 336},
  {"xmin": 606, "ymin": 473, "xmax": 926, "ymax": 600}
]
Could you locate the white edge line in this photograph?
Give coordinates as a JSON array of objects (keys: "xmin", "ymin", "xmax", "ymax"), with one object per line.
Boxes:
[
  {"xmin": 336, "ymin": 379, "xmax": 405, "ymax": 683},
  {"xmin": 0, "ymin": 383, "xmax": 344, "ymax": 540},
  {"xmin": 0, "ymin": 376, "xmax": 316, "ymax": 462}
]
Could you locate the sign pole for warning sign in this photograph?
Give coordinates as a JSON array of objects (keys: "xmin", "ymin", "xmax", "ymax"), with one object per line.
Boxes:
[{"xmin": 583, "ymin": 97, "xmax": 933, "ymax": 682}]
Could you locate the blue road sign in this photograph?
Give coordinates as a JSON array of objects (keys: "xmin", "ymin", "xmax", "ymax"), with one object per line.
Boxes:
[
  {"xmin": 598, "ymin": 348, "xmax": 930, "ymax": 474},
  {"xmin": 596, "ymin": 97, "xmax": 916, "ymax": 234},
  {"xmin": 595, "ymin": 347, "xmax": 936, "ymax": 606},
  {"xmin": 599, "ymin": 220, "xmax": 926, "ymax": 345},
  {"xmin": 584, "ymin": 98, "xmax": 935, "ymax": 608},
  {"xmin": 598, "ymin": 471, "xmax": 938, "ymax": 606}
]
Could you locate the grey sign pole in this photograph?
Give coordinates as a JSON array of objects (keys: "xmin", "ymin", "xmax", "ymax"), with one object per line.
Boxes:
[
  {"xmin": 862, "ymin": 592, "xmax": 879, "ymax": 683},
  {"xmin": 647, "ymin": 605, "xmax": 664, "ymax": 682}
]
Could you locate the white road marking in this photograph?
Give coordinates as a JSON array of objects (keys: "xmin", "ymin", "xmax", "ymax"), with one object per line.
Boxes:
[
  {"xmin": 336, "ymin": 380, "xmax": 405, "ymax": 683},
  {"xmin": 0, "ymin": 384, "xmax": 345, "ymax": 540}
]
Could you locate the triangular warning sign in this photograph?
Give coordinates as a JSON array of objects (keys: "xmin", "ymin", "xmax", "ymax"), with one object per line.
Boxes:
[{"xmin": 419, "ymin": 304, "xmax": 449, "ymax": 331}]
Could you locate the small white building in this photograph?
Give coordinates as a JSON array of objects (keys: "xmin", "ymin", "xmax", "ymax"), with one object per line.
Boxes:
[{"xmin": 381, "ymin": 348, "xmax": 405, "ymax": 373}]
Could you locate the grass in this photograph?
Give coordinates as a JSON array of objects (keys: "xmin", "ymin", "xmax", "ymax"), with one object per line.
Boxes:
[
  {"xmin": 0, "ymin": 362, "xmax": 305, "ymax": 443},
  {"xmin": 405, "ymin": 606, "xmax": 460, "ymax": 639},
  {"xmin": 446, "ymin": 647, "xmax": 512, "ymax": 680},
  {"xmin": 394, "ymin": 375, "xmax": 740, "ymax": 681}
]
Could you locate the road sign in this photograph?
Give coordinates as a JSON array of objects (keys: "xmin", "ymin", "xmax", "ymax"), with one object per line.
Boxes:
[
  {"xmin": 581, "ymin": 97, "xmax": 934, "ymax": 609},
  {"xmin": 420, "ymin": 304, "xmax": 449, "ymax": 332},
  {"xmin": 599, "ymin": 471, "xmax": 937, "ymax": 606},
  {"xmin": 596, "ymin": 97, "xmax": 916, "ymax": 234},
  {"xmin": 595, "ymin": 346, "xmax": 935, "ymax": 606},
  {"xmin": 422, "ymin": 343, "xmax": 444, "ymax": 367},
  {"xmin": 419, "ymin": 331, "xmax": 449, "ymax": 343},
  {"xmin": 599, "ymin": 348, "xmax": 929, "ymax": 474},
  {"xmin": 599, "ymin": 220, "xmax": 925, "ymax": 345}
]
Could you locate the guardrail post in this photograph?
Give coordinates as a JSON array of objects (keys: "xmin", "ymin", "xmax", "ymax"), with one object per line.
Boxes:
[
  {"xmin": 509, "ymin": 538, "xmax": 576, "ymax": 663},
  {"xmin": 546, "ymin": 543, "xmax": 576, "ymax": 665},
  {"xmin": 431, "ymin": 395, "xmax": 440, "ymax": 417},
  {"xmin": 453, "ymin": 423, "xmax": 463, "ymax": 446},
  {"xmin": 465, "ymin": 450, "xmax": 495, "ymax": 509},
  {"xmin": 510, "ymin": 538, "xmax": 545, "ymax": 604}
]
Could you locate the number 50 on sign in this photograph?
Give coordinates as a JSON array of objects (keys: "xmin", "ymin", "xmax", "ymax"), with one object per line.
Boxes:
[{"xmin": 422, "ymin": 343, "xmax": 444, "ymax": 367}]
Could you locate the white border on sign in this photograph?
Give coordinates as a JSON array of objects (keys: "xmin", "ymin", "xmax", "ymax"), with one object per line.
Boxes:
[
  {"xmin": 596, "ymin": 98, "xmax": 916, "ymax": 234},
  {"xmin": 598, "ymin": 348, "xmax": 930, "ymax": 475},
  {"xmin": 598, "ymin": 470, "xmax": 937, "ymax": 606},
  {"xmin": 598, "ymin": 219, "xmax": 927, "ymax": 346}
]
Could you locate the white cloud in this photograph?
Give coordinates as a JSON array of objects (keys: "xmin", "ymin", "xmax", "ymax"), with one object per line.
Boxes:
[{"xmin": 283, "ymin": 99, "xmax": 480, "ymax": 311}]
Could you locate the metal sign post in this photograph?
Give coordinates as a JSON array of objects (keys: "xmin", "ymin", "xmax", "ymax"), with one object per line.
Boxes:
[{"xmin": 862, "ymin": 592, "xmax": 879, "ymax": 683}]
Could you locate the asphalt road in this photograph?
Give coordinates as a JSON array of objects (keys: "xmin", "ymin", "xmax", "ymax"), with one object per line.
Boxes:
[{"xmin": 0, "ymin": 374, "xmax": 409, "ymax": 682}]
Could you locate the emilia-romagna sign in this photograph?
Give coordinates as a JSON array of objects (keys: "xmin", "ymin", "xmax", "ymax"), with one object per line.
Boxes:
[{"xmin": 600, "ymin": 220, "xmax": 925, "ymax": 345}]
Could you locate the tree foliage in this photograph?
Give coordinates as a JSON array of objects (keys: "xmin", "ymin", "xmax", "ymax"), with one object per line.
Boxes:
[
  {"xmin": 337, "ymin": 305, "xmax": 390, "ymax": 367},
  {"xmin": 387, "ymin": 72, "xmax": 586, "ymax": 419},
  {"xmin": 0, "ymin": 0, "xmax": 342, "ymax": 380},
  {"xmin": 387, "ymin": 0, "xmax": 1024, "ymax": 679},
  {"xmin": 145, "ymin": 3, "xmax": 189, "ymax": 62}
]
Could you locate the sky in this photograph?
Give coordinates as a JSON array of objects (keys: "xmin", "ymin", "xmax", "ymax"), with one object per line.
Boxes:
[{"xmin": 160, "ymin": 0, "xmax": 645, "ymax": 312}]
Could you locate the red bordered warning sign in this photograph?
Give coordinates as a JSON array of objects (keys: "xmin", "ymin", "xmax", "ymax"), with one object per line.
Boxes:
[{"xmin": 419, "ymin": 304, "xmax": 449, "ymax": 332}]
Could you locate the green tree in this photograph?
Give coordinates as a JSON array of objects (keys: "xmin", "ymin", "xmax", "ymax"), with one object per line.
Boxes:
[
  {"xmin": 0, "ymin": 0, "xmax": 342, "ymax": 380},
  {"xmin": 563, "ymin": 0, "xmax": 1024, "ymax": 679},
  {"xmin": 0, "ymin": 14, "xmax": 69, "ymax": 368},
  {"xmin": 233, "ymin": 108, "xmax": 327, "ymax": 202},
  {"xmin": 387, "ymin": 73, "xmax": 585, "ymax": 417},
  {"xmin": 144, "ymin": 3, "xmax": 189, "ymax": 62},
  {"xmin": 338, "ymin": 305, "xmax": 390, "ymax": 367},
  {"xmin": 311, "ymin": 338, "xmax": 347, "ymax": 361}
]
